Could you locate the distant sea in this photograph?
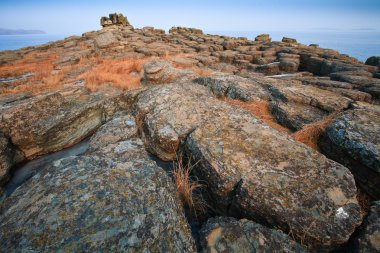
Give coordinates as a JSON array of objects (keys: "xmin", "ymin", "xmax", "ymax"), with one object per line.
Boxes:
[
  {"xmin": 0, "ymin": 31, "xmax": 379, "ymax": 62},
  {"xmin": 0, "ymin": 34, "xmax": 68, "ymax": 51}
]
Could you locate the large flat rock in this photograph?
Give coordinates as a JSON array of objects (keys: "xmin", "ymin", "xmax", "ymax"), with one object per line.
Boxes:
[
  {"xmin": 267, "ymin": 78, "xmax": 352, "ymax": 130},
  {"xmin": 270, "ymin": 101, "xmax": 328, "ymax": 131},
  {"xmin": 0, "ymin": 114, "xmax": 196, "ymax": 252},
  {"xmin": 319, "ymin": 106, "xmax": 380, "ymax": 199},
  {"xmin": 133, "ymin": 82, "xmax": 362, "ymax": 249},
  {"xmin": 268, "ymin": 80, "xmax": 352, "ymax": 113},
  {"xmin": 0, "ymin": 88, "xmax": 123, "ymax": 160},
  {"xmin": 183, "ymin": 104, "xmax": 362, "ymax": 250},
  {"xmin": 133, "ymin": 83, "xmax": 236, "ymax": 161},
  {"xmin": 193, "ymin": 75, "xmax": 270, "ymax": 102},
  {"xmin": 143, "ymin": 59, "xmax": 198, "ymax": 84},
  {"xmin": 94, "ymin": 31, "xmax": 119, "ymax": 49}
]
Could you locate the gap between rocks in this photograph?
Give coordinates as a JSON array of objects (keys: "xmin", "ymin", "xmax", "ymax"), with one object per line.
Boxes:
[{"xmin": 2, "ymin": 134, "xmax": 93, "ymax": 197}]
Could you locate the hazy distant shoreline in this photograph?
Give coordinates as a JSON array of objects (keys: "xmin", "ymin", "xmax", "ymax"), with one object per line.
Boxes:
[{"xmin": 0, "ymin": 28, "xmax": 46, "ymax": 35}]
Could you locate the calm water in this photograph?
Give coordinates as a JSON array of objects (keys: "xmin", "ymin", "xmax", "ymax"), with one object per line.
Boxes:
[
  {"xmin": 0, "ymin": 31, "xmax": 379, "ymax": 62},
  {"xmin": 0, "ymin": 34, "xmax": 68, "ymax": 51}
]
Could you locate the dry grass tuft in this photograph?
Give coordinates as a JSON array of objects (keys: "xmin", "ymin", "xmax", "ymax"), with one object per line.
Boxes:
[
  {"xmin": 291, "ymin": 113, "xmax": 340, "ymax": 151},
  {"xmin": 222, "ymin": 98, "xmax": 343, "ymax": 151},
  {"xmin": 172, "ymin": 157, "xmax": 207, "ymax": 218},
  {"xmin": 224, "ymin": 98, "xmax": 292, "ymax": 134},
  {"xmin": 0, "ymin": 52, "xmax": 68, "ymax": 96},
  {"xmin": 0, "ymin": 51, "xmax": 214, "ymax": 96},
  {"xmin": 0, "ymin": 51, "xmax": 56, "ymax": 78},
  {"xmin": 78, "ymin": 57, "xmax": 148, "ymax": 91}
]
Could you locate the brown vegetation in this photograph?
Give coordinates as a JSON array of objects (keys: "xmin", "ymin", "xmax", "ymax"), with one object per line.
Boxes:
[
  {"xmin": 0, "ymin": 52, "xmax": 66, "ymax": 95},
  {"xmin": 172, "ymin": 158, "xmax": 207, "ymax": 218},
  {"xmin": 223, "ymin": 98, "xmax": 344, "ymax": 152},
  {"xmin": 224, "ymin": 98, "xmax": 292, "ymax": 134},
  {"xmin": 0, "ymin": 51, "xmax": 56, "ymax": 78},
  {"xmin": 78, "ymin": 57, "xmax": 148, "ymax": 91},
  {"xmin": 291, "ymin": 113, "xmax": 340, "ymax": 151},
  {"xmin": 0, "ymin": 50, "xmax": 215, "ymax": 96}
]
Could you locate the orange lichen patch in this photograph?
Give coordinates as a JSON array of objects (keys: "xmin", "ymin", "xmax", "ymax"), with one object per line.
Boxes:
[
  {"xmin": 78, "ymin": 57, "xmax": 149, "ymax": 91},
  {"xmin": 206, "ymin": 227, "xmax": 222, "ymax": 252},
  {"xmin": 291, "ymin": 113, "xmax": 339, "ymax": 151},
  {"xmin": 224, "ymin": 98, "xmax": 292, "ymax": 134}
]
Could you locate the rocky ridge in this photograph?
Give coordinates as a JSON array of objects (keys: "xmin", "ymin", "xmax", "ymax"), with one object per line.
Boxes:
[{"xmin": 0, "ymin": 13, "xmax": 379, "ymax": 252}]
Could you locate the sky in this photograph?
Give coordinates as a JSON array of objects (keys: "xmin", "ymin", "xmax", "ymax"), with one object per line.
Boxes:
[{"xmin": 0, "ymin": 0, "xmax": 380, "ymax": 35}]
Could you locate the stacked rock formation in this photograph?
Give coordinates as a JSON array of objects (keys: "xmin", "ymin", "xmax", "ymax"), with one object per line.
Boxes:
[{"xmin": 100, "ymin": 13, "xmax": 132, "ymax": 28}]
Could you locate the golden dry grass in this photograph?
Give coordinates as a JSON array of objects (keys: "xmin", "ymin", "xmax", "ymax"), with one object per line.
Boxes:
[
  {"xmin": 0, "ymin": 52, "xmax": 66, "ymax": 96},
  {"xmin": 8, "ymin": 71, "xmax": 66, "ymax": 96},
  {"xmin": 291, "ymin": 113, "xmax": 340, "ymax": 151},
  {"xmin": 0, "ymin": 51, "xmax": 56, "ymax": 78},
  {"xmin": 224, "ymin": 98, "xmax": 292, "ymax": 134},
  {"xmin": 0, "ymin": 51, "xmax": 213, "ymax": 96},
  {"xmin": 223, "ymin": 98, "xmax": 344, "ymax": 151},
  {"xmin": 172, "ymin": 158, "xmax": 207, "ymax": 218},
  {"xmin": 78, "ymin": 57, "xmax": 148, "ymax": 91}
]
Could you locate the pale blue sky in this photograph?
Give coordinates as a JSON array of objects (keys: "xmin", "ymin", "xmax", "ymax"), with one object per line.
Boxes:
[{"xmin": 0, "ymin": 0, "xmax": 379, "ymax": 35}]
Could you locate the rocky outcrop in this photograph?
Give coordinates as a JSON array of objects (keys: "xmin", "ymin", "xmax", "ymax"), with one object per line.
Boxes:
[
  {"xmin": 366, "ymin": 56, "xmax": 380, "ymax": 68},
  {"xmin": 2, "ymin": 13, "xmax": 380, "ymax": 252},
  {"xmin": 169, "ymin": 27, "xmax": 203, "ymax": 35},
  {"xmin": 0, "ymin": 87, "xmax": 124, "ymax": 161},
  {"xmin": 361, "ymin": 83, "xmax": 380, "ymax": 102},
  {"xmin": 133, "ymin": 82, "xmax": 362, "ymax": 250},
  {"xmin": 0, "ymin": 114, "xmax": 196, "ymax": 252},
  {"xmin": 133, "ymin": 83, "xmax": 229, "ymax": 160},
  {"xmin": 0, "ymin": 132, "xmax": 24, "ymax": 184},
  {"xmin": 319, "ymin": 106, "xmax": 380, "ymax": 199},
  {"xmin": 268, "ymin": 78, "xmax": 352, "ymax": 130},
  {"xmin": 100, "ymin": 13, "xmax": 132, "ymax": 28},
  {"xmin": 282, "ymin": 37, "xmax": 298, "ymax": 43},
  {"xmin": 350, "ymin": 201, "xmax": 380, "ymax": 252},
  {"xmin": 255, "ymin": 34, "xmax": 271, "ymax": 43},
  {"xmin": 94, "ymin": 31, "xmax": 119, "ymax": 49},
  {"xmin": 200, "ymin": 217, "xmax": 307, "ymax": 253},
  {"xmin": 87, "ymin": 113, "xmax": 138, "ymax": 153},
  {"xmin": 193, "ymin": 75, "xmax": 270, "ymax": 102},
  {"xmin": 184, "ymin": 100, "xmax": 362, "ymax": 250},
  {"xmin": 143, "ymin": 59, "xmax": 198, "ymax": 84},
  {"xmin": 271, "ymin": 101, "xmax": 329, "ymax": 131}
]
